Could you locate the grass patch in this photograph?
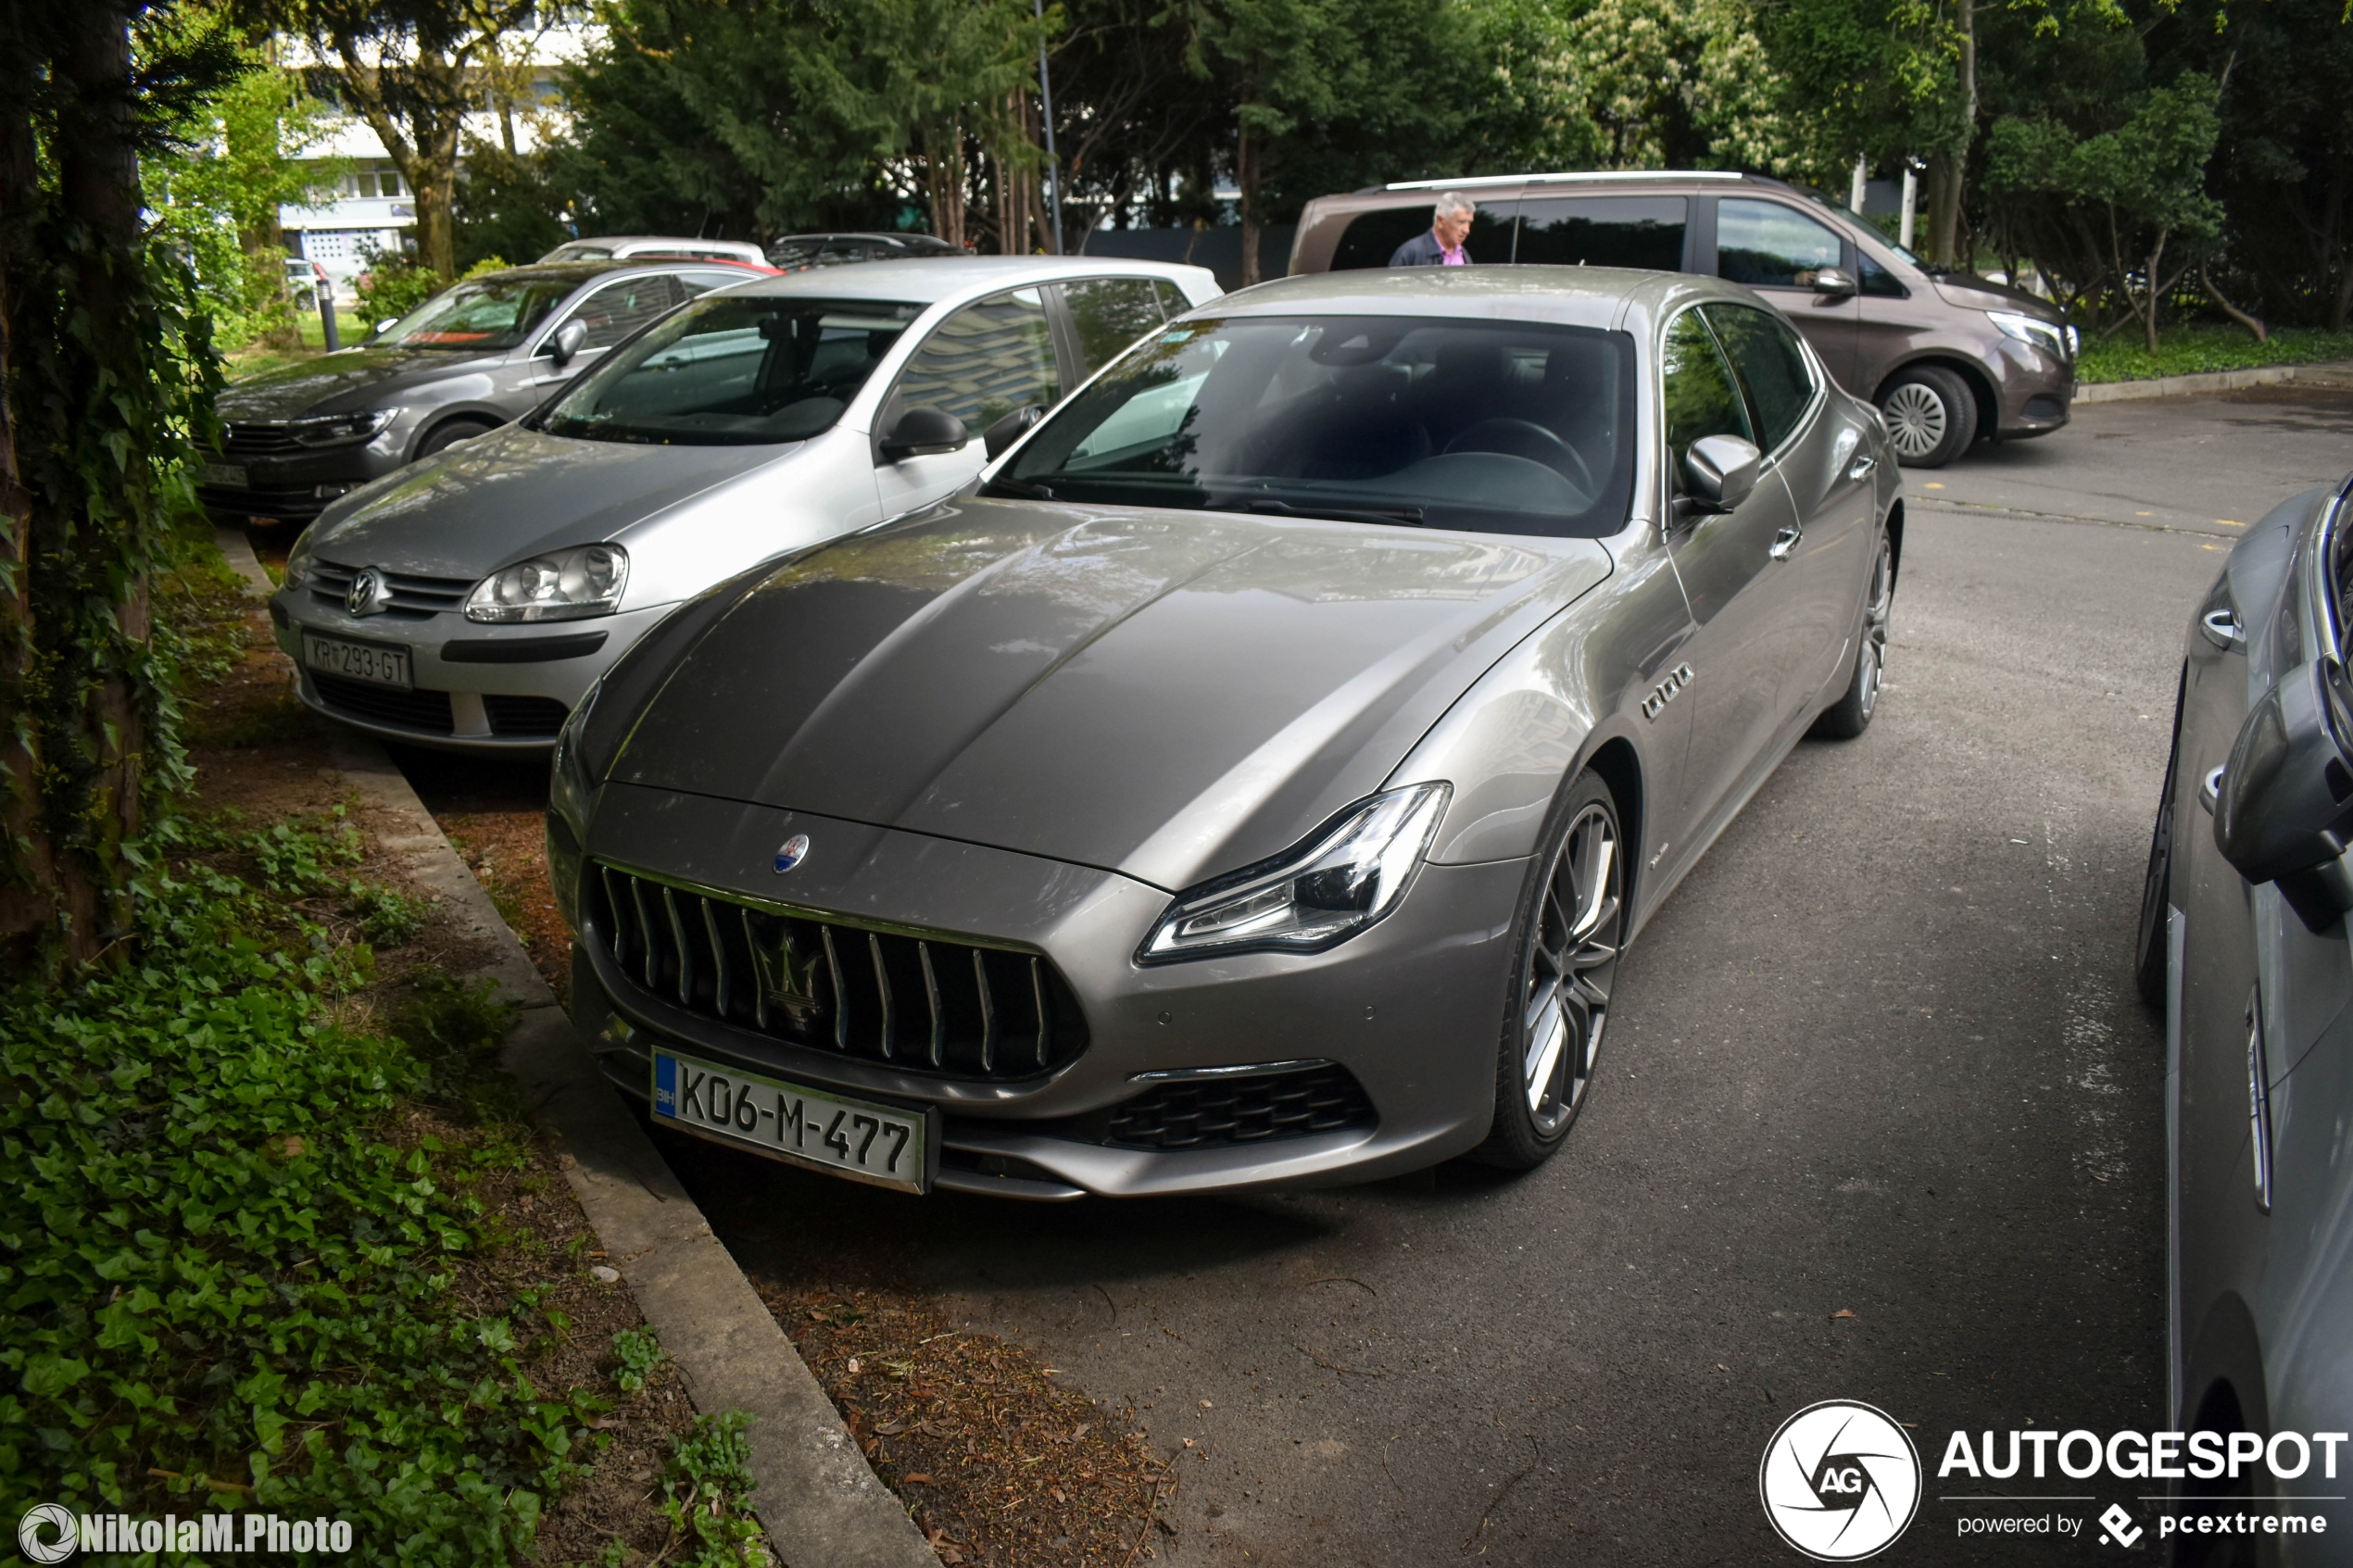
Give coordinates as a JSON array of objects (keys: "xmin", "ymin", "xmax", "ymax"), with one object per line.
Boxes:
[
  {"xmin": 2076, "ymin": 323, "xmax": 2353, "ymax": 384},
  {"xmin": 223, "ymin": 311, "xmax": 374, "ymax": 379}
]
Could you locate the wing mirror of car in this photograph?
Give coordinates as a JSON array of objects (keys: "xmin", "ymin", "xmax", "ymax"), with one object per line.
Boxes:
[
  {"xmin": 1810, "ymin": 267, "xmax": 1858, "ymax": 297},
  {"xmin": 1680, "ymin": 434, "xmax": 1761, "ymax": 517},
  {"xmin": 982, "ymin": 405, "xmax": 1044, "ymax": 460},
  {"xmin": 545, "ymin": 319, "xmax": 590, "ymax": 367},
  {"xmin": 2214, "ymin": 656, "xmax": 2353, "ymax": 932},
  {"xmin": 880, "ymin": 406, "xmax": 970, "ymax": 460}
]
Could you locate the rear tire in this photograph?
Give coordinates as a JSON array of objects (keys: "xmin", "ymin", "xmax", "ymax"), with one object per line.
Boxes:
[
  {"xmin": 415, "ymin": 418, "xmax": 497, "ymax": 459},
  {"xmin": 1470, "ymin": 770, "xmax": 1624, "ymax": 1172},
  {"xmin": 1878, "ymin": 366, "xmax": 1977, "ymax": 469},
  {"xmin": 1810, "ymin": 531, "xmax": 1894, "ymax": 740}
]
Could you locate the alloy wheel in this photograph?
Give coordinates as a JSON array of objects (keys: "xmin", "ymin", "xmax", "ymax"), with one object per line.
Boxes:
[
  {"xmin": 1857, "ymin": 538, "xmax": 1894, "ymax": 721},
  {"xmin": 1521, "ymin": 801, "xmax": 1622, "ymax": 1137},
  {"xmin": 1882, "ymin": 382, "xmax": 1948, "ymax": 460}
]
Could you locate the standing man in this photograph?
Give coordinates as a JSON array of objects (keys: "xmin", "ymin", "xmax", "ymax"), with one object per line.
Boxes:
[{"xmin": 1390, "ymin": 193, "xmax": 1476, "ymax": 267}]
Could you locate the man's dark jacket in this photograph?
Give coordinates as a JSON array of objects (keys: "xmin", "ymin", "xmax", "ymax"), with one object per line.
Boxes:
[{"xmin": 1389, "ymin": 230, "xmax": 1467, "ymax": 267}]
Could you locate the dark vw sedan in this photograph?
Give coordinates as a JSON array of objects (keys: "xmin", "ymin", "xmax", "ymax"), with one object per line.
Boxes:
[
  {"xmin": 2137, "ymin": 470, "xmax": 2353, "ymax": 1558},
  {"xmin": 201, "ymin": 258, "xmax": 760, "ymax": 521},
  {"xmin": 548, "ymin": 267, "xmax": 1901, "ymax": 1201}
]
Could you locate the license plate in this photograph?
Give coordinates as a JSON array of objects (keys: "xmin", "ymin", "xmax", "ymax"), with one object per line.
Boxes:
[
  {"xmin": 302, "ymin": 631, "xmax": 411, "ymax": 689},
  {"xmin": 650, "ymin": 1047, "xmax": 937, "ymax": 1194},
  {"xmin": 203, "ymin": 461, "xmax": 248, "ymax": 489}
]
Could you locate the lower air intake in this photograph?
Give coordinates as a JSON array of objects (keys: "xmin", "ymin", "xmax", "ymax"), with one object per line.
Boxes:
[{"xmin": 1105, "ymin": 1063, "xmax": 1376, "ymax": 1150}]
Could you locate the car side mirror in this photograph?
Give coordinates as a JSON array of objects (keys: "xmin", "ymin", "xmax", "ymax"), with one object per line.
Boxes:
[
  {"xmin": 880, "ymin": 406, "xmax": 970, "ymax": 460},
  {"xmin": 1680, "ymin": 434, "xmax": 1761, "ymax": 515},
  {"xmin": 1810, "ymin": 267, "xmax": 1857, "ymax": 297},
  {"xmin": 546, "ymin": 319, "xmax": 590, "ymax": 367},
  {"xmin": 982, "ymin": 405, "xmax": 1044, "ymax": 460},
  {"xmin": 2215, "ymin": 656, "xmax": 2353, "ymax": 932}
]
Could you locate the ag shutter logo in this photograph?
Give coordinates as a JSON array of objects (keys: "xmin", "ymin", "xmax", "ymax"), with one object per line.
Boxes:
[
  {"xmin": 1759, "ymin": 1399, "xmax": 1923, "ymax": 1561},
  {"xmin": 19, "ymin": 1504, "xmax": 77, "ymax": 1565}
]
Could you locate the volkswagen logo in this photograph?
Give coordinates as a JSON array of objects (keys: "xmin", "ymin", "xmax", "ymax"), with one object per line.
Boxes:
[
  {"xmin": 1758, "ymin": 1399, "xmax": 1920, "ymax": 1561},
  {"xmin": 773, "ymin": 834, "xmax": 811, "ymax": 874},
  {"xmin": 346, "ymin": 566, "xmax": 392, "ymax": 617}
]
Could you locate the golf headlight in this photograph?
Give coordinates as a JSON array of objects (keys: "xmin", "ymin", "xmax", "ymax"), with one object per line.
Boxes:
[
  {"xmin": 1139, "ymin": 783, "xmax": 1451, "ymax": 962},
  {"xmin": 1987, "ymin": 310, "xmax": 2071, "ymax": 362},
  {"xmin": 290, "ymin": 408, "xmax": 399, "ymax": 446},
  {"xmin": 283, "ymin": 525, "xmax": 319, "ymax": 588},
  {"xmin": 466, "ymin": 544, "xmax": 629, "ymax": 622}
]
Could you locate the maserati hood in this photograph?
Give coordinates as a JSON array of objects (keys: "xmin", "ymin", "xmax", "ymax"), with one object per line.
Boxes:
[
  {"xmin": 610, "ymin": 497, "xmax": 1614, "ymax": 890},
  {"xmin": 307, "ymin": 423, "xmax": 795, "ymax": 581}
]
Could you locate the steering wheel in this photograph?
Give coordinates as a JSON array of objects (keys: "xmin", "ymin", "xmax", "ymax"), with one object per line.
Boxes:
[{"xmin": 1444, "ymin": 418, "xmax": 1598, "ymax": 497}]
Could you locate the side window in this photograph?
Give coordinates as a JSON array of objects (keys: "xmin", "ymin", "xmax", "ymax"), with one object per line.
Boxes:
[
  {"xmin": 1716, "ymin": 198, "xmax": 1843, "ymax": 290},
  {"xmin": 887, "ymin": 286, "xmax": 1060, "ymax": 434},
  {"xmin": 1515, "ymin": 195, "xmax": 1686, "ymax": 270},
  {"xmin": 677, "ymin": 270, "xmax": 749, "ymax": 298},
  {"xmin": 1062, "ymin": 278, "xmax": 1167, "ymax": 375},
  {"xmin": 1857, "ymin": 251, "xmax": 1907, "ymax": 298},
  {"xmin": 1329, "ymin": 204, "xmax": 1514, "ymax": 269},
  {"xmin": 1661, "ymin": 310, "xmax": 1751, "ymax": 475},
  {"xmin": 568, "ymin": 274, "xmax": 685, "ymax": 350},
  {"xmin": 1150, "ymin": 279, "xmax": 1190, "ymax": 319},
  {"xmin": 1702, "ymin": 304, "xmax": 1815, "ymax": 452}
]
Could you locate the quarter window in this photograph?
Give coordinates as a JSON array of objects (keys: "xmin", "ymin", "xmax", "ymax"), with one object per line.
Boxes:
[
  {"xmin": 1661, "ymin": 310, "xmax": 1751, "ymax": 470},
  {"xmin": 568, "ymin": 275, "xmax": 686, "ymax": 351},
  {"xmin": 1857, "ymin": 251, "xmax": 1906, "ymax": 298},
  {"xmin": 1716, "ymin": 198, "xmax": 1843, "ymax": 290},
  {"xmin": 889, "ymin": 287, "xmax": 1061, "ymax": 432},
  {"xmin": 1702, "ymin": 304, "xmax": 1815, "ymax": 452}
]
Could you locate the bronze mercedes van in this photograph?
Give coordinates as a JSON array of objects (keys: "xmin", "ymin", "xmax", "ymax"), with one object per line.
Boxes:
[{"xmin": 1290, "ymin": 171, "xmax": 2075, "ymax": 468}]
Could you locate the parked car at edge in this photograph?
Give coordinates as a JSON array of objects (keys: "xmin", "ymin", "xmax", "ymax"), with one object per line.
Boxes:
[
  {"xmin": 539, "ymin": 235, "xmax": 774, "ymax": 268},
  {"xmin": 2136, "ymin": 470, "xmax": 2353, "ymax": 1560},
  {"xmin": 544, "ymin": 266, "xmax": 1901, "ymax": 1202},
  {"xmin": 205, "ymin": 258, "xmax": 767, "ymax": 523},
  {"xmin": 769, "ymin": 232, "xmax": 967, "ymax": 270},
  {"xmin": 1291, "ymin": 171, "xmax": 2078, "ymax": 469},
  {"xmin": 268, "ymin": 257, "xmax": 1221, "ymax": 749}
]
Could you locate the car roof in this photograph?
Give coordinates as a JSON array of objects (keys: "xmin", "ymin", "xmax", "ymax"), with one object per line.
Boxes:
[
  {"xmin": 472, "ymin": 258, "xmax": 755, "ymax": 287},
  {"xmin": 1196, "ymin": 263, "xmax": 1750, "ymax": 332},
  {"xmin": 1376, "ymin": 169, "xmax": 1766, "ymax": 194},
  {"xmin": 773, "ymin": 232, "xmax": 960, "ymax": 247},
  {"xmin": 719, "ymin": 254, "xmax": 1219, "ymax": 306}
]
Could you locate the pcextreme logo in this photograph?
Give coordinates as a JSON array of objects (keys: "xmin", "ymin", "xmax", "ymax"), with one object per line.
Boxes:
[{"xmin": 1759, "ymin": 1399, "xmax": 1924, "ymax": 1562}]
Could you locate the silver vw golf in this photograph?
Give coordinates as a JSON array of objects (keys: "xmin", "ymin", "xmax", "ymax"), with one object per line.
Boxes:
[{"xmin": 550, "ymin": 267, "xmax": 1901, "ymax": 1199}]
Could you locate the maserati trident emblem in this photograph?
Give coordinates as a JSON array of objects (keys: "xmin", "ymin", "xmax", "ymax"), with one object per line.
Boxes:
[
  {"xmin": 749, "ymin": 919, "xmax": 826, "ymax": 1025},
  {"xmin": 772, "ymin": 834, "xmax": 811, "ymax": 874},
  {"xmin": 346, "ymin": 566, "xmax": 392, "ymax": 617}
]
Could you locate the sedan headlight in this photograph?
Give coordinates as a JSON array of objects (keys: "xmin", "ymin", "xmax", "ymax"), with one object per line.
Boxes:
[
  {"xmin": 289, "ymin": 408, "xmax": 400, "ymax": 446},
  {"xmin": 465, "ymin": 544, "xmax": 629, "ymax": 622},
  {"xmin": 1986, "ymin": 310, "xmax": 2072, "ymax": 363},
  {"xmin": 1139, "ymin": 783, "xmax": 1451, "ymax": 962}
]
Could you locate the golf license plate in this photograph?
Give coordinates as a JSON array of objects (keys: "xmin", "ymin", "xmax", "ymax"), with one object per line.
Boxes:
[
  {"xmin": 202, "ymin": 461, "xmax": 248, "ymax": 489},
  {"xmin": 303, "ymin": 632, "xmax": 410, "ymax": 690},
  {"xmin": 650, "ymin": 1047, "xmax": 936, "ymax": 1194}
]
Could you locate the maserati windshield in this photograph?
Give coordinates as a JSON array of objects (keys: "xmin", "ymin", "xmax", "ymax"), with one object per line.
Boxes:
[
  {"xmin": 540, "ymin": 295, "xmax": 922, "ymax": 445},
  {"xmin": 996, "ymin": 315, "xmax": 1637, "ymax": 536}
]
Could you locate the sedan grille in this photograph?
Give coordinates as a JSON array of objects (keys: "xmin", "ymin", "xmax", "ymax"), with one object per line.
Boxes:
[
  {"xmin": 1105, "ymin": 1063, "xmax": 1375, "ymax": 1150},
  {"xmin": 591, "ymin": 865, "xmax": 1088, "ymax": 1081},
  {"xmin": 307, "ymin": 558, "xmax": 474, "ymax": 619},
  {"xmin": 220, "ymin": 422, "xmax": 304, "ymax": 457}
]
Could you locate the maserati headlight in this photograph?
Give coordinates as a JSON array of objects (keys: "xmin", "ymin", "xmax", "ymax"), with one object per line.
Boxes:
[
  {"xmin": 1139, "ymin": 783, "xmax": 1451, "ymax": 962},
  {"xmin": 290, "ymin": 408, "xmax": 400, "ymax": 446},
  {"xmin": 466, "ymin": 543, "xmax": 629, "ymax": 622},
  {"xmin": 547, "ymin": 682, "xmax": 601, "ymax": 933},
  {"xmin": 1986, "ymin": 310, "xmax": 2071, "ymax": 363}
]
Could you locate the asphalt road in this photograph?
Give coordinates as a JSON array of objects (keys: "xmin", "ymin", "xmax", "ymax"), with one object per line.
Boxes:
[{"xmin": 412, "ymin": 384, "xmax": 2353, "ymax": 1565}]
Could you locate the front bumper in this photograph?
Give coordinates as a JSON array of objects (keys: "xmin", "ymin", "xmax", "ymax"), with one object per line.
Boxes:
[
  {"xmin": 271, "ymin": 586, "xmax": 679, "ymax": 752},
  {"xmin": 1991, "ymin": 339, "xmax": 2075, "ymax": 439},
  {"xmin": 568, "ymin": 784, "xmax": 1527, "ymax": 1199},
  {"xmin": 201, "ymin": 439, "xmax": 409, "ymax": 521}
]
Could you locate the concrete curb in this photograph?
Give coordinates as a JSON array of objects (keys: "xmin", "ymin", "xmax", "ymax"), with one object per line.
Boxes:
[
  {"xmin": 210, "ymin": 530, "xmax": 939, "ymax": 1568},
  {"xmin": 2076, "ymin": 357, "xmax": 2353, "ymax": 403}
]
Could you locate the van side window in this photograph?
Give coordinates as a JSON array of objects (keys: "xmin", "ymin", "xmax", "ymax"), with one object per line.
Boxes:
[
  {"xmin": 1515, "ymin": 196, "xmax": 1686, "ymax": 270},
  {"xmin": 1716, "ymin": 198, "xmax": 1843, "ymax": 289},
  {"xmin": 1330, "ymin": 205, "xmax": 1515, "ymax": 269}
]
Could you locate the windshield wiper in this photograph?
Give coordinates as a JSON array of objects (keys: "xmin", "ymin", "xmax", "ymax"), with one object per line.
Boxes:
[
  {"xmin": 981, "ymin": 476, "xmax": 1058, "ymax": 500},
  {"xmin": 1238, "ymin": 497, "xmax": 1427, "ymax": 527}
]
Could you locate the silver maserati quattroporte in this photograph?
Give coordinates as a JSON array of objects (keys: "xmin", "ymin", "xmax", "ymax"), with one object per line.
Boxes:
[{"xmin": 548, "ymin": 266, "xmax": 1902, "ymax": 1199}]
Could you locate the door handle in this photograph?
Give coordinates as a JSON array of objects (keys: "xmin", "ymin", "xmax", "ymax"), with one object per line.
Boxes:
[
  {"xmin": 1847, "ymin": 454, "xmax": 1878, "ymax": 481},
  {"xmin": 1768, "ymin": 526, "xmax": 1802, "ymax": 561}
]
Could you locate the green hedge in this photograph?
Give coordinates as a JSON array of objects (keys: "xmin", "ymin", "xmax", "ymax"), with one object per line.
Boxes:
[{"xmin": 2076, "ymin": 324, "xmax": 2353, "ymax": 384}]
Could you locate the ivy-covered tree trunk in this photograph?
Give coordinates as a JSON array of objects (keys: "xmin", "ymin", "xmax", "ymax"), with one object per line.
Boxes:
[{"xmin": 0, "ymin": 96, "xmax": 53, "ymax": 958}]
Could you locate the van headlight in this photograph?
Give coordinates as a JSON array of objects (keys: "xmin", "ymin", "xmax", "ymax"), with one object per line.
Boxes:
[
  {"xmin": 466, "ymin": 544, "xmax": 629, "ymax": 622},
  {"xmin": 1139, "ymin": 784, "xmax": 1451, "ymax": 962},
  {"xmin": 1986, "ymin": 310, "xmax": 2071, "ymax": 362}
]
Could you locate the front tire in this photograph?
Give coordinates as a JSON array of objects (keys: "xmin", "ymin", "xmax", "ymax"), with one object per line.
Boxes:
[
  {"xmin": 1470, "ymin": 771, "xmax": 1625, "ymax": 1171},
  {"xmin": 415, "ymin": 418, "xmax": 497, "ymax": 459},
  {"xmin": 1878, "ymin": 366, "xmax": 1977, "ymax": 469}
]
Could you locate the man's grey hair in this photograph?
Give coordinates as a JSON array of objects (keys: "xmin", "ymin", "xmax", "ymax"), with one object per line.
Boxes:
[{"xmin": 1433, "ymin": 192, "xmax": 1476, "ymax": 222}]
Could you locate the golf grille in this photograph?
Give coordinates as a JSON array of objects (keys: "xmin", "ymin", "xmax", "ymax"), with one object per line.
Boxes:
[
  {"xmin": 592, "ymin": 865, "xmax": 1088, "ymax": 1081},
  {"xmin": 1104, "ymin": 1063, "xmax": 1375, "ymax": 1150}
]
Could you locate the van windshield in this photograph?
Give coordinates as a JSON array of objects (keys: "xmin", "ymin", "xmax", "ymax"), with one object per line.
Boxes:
[
  {"xmin": 538, "ymin": 295, "xmax": 922, "ymax": 445},
  {"xmin": 995, "ymin": 315, "xmax": 1638, "ymax": 538}
]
